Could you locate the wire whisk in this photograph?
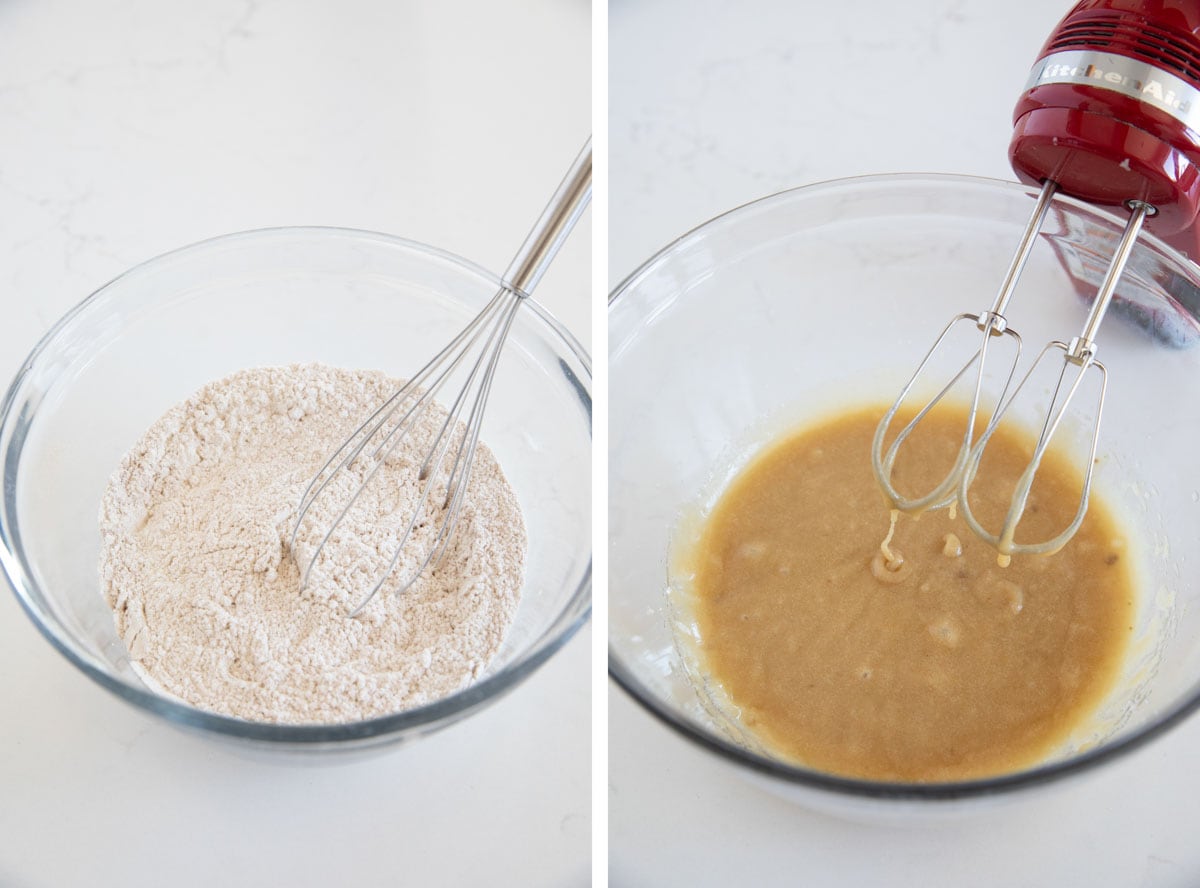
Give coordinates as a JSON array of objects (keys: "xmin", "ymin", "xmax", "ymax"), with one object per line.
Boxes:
[{"xmin": 290, "ymin": 139, "xmax": 591, "ymax": 615}]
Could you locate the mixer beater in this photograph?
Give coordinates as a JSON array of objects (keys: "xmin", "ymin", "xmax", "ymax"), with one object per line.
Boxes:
[
  {"xmin": 874, "ymin": 0, "xmax": 1200, "ymax": 561},
  {"xmin": 871, "ymin": 179, "xmax": 1055, "ymax": 515}
]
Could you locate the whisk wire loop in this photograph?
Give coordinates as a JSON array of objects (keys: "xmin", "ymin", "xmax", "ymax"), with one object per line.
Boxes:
[
  {"xmin": 291, "ymin": 287, "xmax": 509, "ymax": 549},
  {"xmin": 291, "ymin": 291, "xmax": 509, "ymax": 588},
  {"xmin": 345, "ymin": 289, "xmax": 525, "ymax": 616},
  {"xmin": 318, "ymin": 287, "xmax": 522, "ymax": 614}
]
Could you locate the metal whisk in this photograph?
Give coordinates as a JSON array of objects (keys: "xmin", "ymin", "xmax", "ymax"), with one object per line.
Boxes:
[{"xmin": 291, "ymin": 139, "xmax": 591, "ymax": 615}]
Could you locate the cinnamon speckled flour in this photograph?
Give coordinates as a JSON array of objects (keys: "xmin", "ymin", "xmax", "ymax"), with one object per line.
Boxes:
[{"xmin": 99, "ymin": 364, "xmax": 526, "ymax": 724}]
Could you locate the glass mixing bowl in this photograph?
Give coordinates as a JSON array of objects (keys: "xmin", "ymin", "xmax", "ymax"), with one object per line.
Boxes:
[
  {"xmin": 609, "ymin": 173, "xmax": 1200, "ymax": 814},
  {"xmin": 0, "ymin": 227, "xmax": 591, "ymax": 752}
]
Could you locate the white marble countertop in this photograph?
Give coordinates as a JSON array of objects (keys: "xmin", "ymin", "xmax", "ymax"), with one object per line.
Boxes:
[
  {"xmin": 609, "ymin": 1, "xmax": 1200, "ymax": 885},
  {"xmin": 0, "ymin": 2, "xmax": 590, "ymax": 886}
]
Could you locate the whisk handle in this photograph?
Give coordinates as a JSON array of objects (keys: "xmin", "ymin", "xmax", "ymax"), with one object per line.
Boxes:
[{"xmin": 503, "ymin": 137, "xmax": 592, "ymax": 296}]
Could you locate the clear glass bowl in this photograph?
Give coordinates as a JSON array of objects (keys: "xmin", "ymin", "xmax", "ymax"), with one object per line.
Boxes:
[
  {"xmin": 0, "ymin": 227, "xmax": 591, "ymax": 752},
  {"xmin": 609, "ymin": 173, "xmax": 1200, "ymax": 813}
]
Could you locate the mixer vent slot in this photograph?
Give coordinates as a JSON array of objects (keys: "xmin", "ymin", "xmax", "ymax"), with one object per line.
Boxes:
[{"xmin": 1046, "ymin": 14, "xmax": 1200, "ymax": 84}]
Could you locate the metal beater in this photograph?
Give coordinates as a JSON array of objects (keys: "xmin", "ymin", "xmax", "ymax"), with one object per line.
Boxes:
[
  {"xmin": 874, "ymin": 0, "xmax": 1200, "ymax": 559},
  {"xmin": 291, "ymin": 139, "xmax": 591, "ymax": 615},
  {"xmin": 871, "ymin": 180, "xmax": 1054, "ymax": 516}
]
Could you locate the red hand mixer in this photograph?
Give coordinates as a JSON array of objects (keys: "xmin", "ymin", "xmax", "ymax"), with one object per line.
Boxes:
[{"xmin": 873, "ymin": 0, "xmax": 1200, "ymax": 561}]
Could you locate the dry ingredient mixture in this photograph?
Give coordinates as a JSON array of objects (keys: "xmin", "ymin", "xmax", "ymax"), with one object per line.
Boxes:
[
  {"xmin": 688, "ymin": 404, "xmax": 1134, "ymax": 782},
  {"xmin": 99, "ymin": 363, "xmax": 526, "ymax": 724}
]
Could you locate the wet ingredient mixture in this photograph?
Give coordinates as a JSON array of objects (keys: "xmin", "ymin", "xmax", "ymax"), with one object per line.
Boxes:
[
  {"xmin": 690, "ymin": 405, "xmax": 1134, "ymax": 782},
  {"xmin": 99, "ymin": 363, "xmax": 526, "ymax": 724}
]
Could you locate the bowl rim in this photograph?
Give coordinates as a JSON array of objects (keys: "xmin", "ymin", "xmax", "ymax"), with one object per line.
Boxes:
[
  {"xmin": 607, "ymin": 170, "xmax": 1200, "ymax": 801},
  {"xmin": 0, "ymin": 224, "xmax": 592, "ymax": 745}
]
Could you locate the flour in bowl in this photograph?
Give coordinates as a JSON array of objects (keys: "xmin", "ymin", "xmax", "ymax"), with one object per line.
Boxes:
[{"xmin": 98, "ymin": 363, "xmax": 526, "ymax": 724}]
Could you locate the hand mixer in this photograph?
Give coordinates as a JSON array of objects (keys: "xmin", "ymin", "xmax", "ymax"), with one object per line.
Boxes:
[
  {"xmin": 873, "ymin": 0, "xmax": 1200, "ymax": 561},
  {"xmin": 291, "ymin": 139, "xmax": 591, "ymax": 615}
]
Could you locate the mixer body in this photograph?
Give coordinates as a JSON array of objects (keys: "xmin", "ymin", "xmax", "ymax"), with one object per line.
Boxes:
[{"xmin": 1010, "ymin": 0, "xmax": 1200, "ymax": 256}]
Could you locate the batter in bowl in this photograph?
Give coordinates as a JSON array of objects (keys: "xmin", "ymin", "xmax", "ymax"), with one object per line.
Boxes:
[{"xmin": 689, "ymin": 404, "xmax": 1134, "ymax": 782}]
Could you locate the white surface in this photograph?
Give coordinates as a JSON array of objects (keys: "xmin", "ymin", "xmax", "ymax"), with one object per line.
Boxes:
[
  {"xmin": 0, "ymin": 2, "xmax": 590, "ymax": 886},
  {"xmin": 609, "ymin": 1, "xmax": 1200, "ymax": 885}
]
